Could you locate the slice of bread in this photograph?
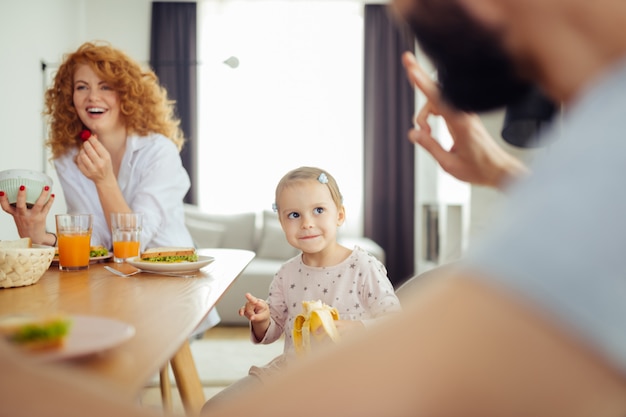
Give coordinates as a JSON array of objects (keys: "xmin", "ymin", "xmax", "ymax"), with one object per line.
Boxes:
[
  {"xmin": 0, "ymin": 237, "xmax": 32, "ymax": 249},
  {"xmin": 141, "ymin": 246, "xmax": 196, "ymax": 259},
  {"xmin": 140, "ymin": 247, "xmax": 197, "ymax": 263}
]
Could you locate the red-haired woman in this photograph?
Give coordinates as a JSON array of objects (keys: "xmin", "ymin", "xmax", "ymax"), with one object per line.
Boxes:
[{"xmin": 0, "ymin": 41, "xmax": 219, "ymax": 331}]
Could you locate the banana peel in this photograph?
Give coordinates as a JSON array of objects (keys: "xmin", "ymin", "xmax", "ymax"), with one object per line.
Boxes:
[{"xmin": 293, "ymin": 300, "xmax": 340, "ymax": 355}]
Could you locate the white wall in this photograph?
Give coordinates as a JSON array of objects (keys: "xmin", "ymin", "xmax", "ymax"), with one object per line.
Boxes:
[{"xmin": 0, "ymin": 0, "xmax": 154, "ymax": 238}]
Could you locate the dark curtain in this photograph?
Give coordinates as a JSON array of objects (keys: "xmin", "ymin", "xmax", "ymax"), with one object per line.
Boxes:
[
  {"xmin": 363, "ymin": 5, "xmax": 416, "ymax": 287},
  {"xmin": 150, "ymin": 2, "xmax": 197, "ymax": 204}
]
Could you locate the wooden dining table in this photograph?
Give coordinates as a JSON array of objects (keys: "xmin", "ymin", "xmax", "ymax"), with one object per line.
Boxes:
[{"xmin": 0, "ymin": 247, "xmax": 254, "ymax": 416}]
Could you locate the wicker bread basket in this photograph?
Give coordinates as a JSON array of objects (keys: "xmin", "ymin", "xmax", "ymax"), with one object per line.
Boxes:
[{"xmin": 0, "ymin": 244, "xmax": 55, "ymax": 288}]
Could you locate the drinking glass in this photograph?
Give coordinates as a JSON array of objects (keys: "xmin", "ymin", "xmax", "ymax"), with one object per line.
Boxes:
[
  {"xmin": 55, "ymin": 214, "xmax": 93, "ymax": 271},
  {"xmin": 111, "ymin": 212, "xmax": 143, "ymax": 263}
]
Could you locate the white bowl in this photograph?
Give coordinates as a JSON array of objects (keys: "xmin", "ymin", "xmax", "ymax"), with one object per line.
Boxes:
[
  {"xmin": 0, "ymin": 169, "xmax": 53, "ymax": 207},
  {"xmin": 0, "ymin": 244, "xmax": 55, "ymax": 288}
]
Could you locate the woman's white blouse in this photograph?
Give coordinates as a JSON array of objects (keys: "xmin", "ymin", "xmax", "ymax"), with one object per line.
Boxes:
[{"xmin": 53, "ymin": 133, "xmax": 194, "ymax": 251}]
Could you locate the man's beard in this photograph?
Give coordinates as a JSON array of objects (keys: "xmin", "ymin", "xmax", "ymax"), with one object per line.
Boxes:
[{"xmin": 403, "ymin": 0, "xmax": 533, "ymax": 112}]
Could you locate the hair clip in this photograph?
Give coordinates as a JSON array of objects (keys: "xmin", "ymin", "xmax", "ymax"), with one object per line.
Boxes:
[
  {"xmin": 318, "ymin": 173, "xmax": 328, "ymax": 184},
  {"xmin": 272, "ymin": 202, "xmax": 278, "ymax": 212}
]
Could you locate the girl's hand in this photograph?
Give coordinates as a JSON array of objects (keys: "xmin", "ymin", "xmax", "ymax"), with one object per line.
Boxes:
[
  {"xmin": 239, "ymin": 293, "xmax": 271, "ymax": 341},
  {"xmin": 75, "ymin": 136, "xmax": 117, "ymax": 186},
  {"xmin": 239, "ymin": 293, "xmax": 270, "ymax": 322},
  {"xmin": 0, "ymin": 185, "xmax": 55, "ymax": 245},
  {"xmin": 401, "ymin": 51, "xmax": 529, "ymax": 190}
]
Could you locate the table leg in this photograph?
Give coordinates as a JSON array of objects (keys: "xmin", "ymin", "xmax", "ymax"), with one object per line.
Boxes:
[
  {"xmin": 170, "ymin": 340, "xmax": 206, "ymax": 416},
  {"xmin": 159, "ymin": 364, "xmax": 173, "ymax": 414}
]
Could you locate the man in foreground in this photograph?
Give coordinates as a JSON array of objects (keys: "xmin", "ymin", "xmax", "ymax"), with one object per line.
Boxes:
[
  {"xmin": 3, "ymin": 0, "xmax": 626, "ymax": 416},
  {"xmin": 207, "ymin": 0, "xmax": 626, "ymax": 414}
]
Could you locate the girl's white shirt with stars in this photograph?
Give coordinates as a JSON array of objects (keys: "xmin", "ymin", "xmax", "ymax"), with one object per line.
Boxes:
[{"xmin": 250, "ymin": 245, "xmax": 401, "ymax": 379}]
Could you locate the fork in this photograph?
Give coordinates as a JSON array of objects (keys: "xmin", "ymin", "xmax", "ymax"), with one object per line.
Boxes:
[{"xmin": 104, "ymin": 265, "xmax": 196, "ymax": 278}]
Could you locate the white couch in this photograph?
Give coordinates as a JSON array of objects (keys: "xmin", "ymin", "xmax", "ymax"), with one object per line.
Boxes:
[{"xmin": 183, "ymin": 204, "xmax": 386, "ymax": 325}]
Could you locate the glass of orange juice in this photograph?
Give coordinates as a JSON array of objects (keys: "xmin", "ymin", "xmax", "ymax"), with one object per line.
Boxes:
[
  {"xmin": 55, "ymin": 214, "xmax": 93, "ymax": 271},
  {"xmin": 111, "ymin": 212, "xmax": 143, "ymax": 263}
]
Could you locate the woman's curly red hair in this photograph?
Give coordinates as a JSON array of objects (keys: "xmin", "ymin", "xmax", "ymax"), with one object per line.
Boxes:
[{"xmin": 44, "ymin": 41, "xmax": 185, "ymax": 159}]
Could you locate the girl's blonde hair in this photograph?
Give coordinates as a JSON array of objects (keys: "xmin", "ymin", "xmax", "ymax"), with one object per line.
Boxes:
[
  {"xmin": 274, "ymin": 166, "xmax": 343, "ymax": 211},
  {"xmin": 44, "ymin": 41, "xmax": 185, "ymax": 159}
]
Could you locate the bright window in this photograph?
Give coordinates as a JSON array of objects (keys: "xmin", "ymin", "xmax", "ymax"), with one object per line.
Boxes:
[{"xmin": 197, "ymin": 0, "xmax": 364, "ymax": 236}]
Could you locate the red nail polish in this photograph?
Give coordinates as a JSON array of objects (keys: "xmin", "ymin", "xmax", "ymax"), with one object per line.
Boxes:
[
  {"xmin": 19, "ymin": 185, "xmax": 25, "ymax": 191},
  {"xmin": 51, "ymin": 194, "xmax": 55, "ymax": 198},
  {"xmin": 44, "ymin": 185, "xmax": 50, "ymax": 191},
  {"xmin": 0, "ymin": 191, "xmax": 4, "ymax": 197}
]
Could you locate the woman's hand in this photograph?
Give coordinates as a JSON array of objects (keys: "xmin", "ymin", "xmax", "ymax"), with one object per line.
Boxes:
[
  {"xmin": 239, "ymin": 293, "xmax": 271, "ymax": 341},
  {"xmin": 0, "ymin": 185, "xmax": 55, "ymax": 245},
  {"xmin": 75, "ymin": 135, "xmax": 131, "ymax": 231},
  {"xmin": 401, "ymin": 52, "xmax": 529, "ymax": 190},
  {"xmin": 75, "ymin": 136, "xmax": 117, "ymax": 187}
]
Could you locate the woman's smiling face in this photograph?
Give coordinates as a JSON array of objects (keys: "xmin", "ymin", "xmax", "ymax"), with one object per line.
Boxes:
[{"xmin": 73, "ymin": 64, "xmax": 124, "ymax": 135}]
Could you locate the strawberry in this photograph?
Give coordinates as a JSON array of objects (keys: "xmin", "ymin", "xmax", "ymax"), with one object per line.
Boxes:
[{"xmin": 79, "ymin": 129, "xmax": 92, "ymax": 141}]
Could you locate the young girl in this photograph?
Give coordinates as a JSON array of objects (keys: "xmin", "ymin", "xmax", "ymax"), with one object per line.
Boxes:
[
  {"xmin": 202, "ymin": 166, "xmax": 401, "ymax": 410},
  {"xmin": 0, "ymin": 41, "xmax": 190, "ymax": 251}
]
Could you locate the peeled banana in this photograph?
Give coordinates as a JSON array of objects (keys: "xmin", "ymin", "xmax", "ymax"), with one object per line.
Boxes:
[{"xmin": 293, "ymin": 300, "xmax": 340, "ymax": 355}]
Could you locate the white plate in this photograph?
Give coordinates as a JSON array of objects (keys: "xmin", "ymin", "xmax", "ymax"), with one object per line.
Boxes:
[
  {"xmin": 125, "ymin": 255, "xmax": 215, "ymax": 273},
  {"xmin": 32, "ymin": 315, "xmax": 135, "ymax": 362},
  {"xmin": 51, "ymin": 253, "xmax": 113, "ymax": 265}
]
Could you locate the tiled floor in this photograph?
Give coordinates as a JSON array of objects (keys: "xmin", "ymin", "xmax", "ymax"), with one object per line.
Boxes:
[{"xmin": 139, "ymin": 326, "xmax": 249, "ymax": 415}]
